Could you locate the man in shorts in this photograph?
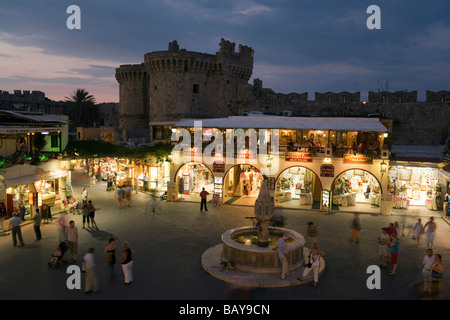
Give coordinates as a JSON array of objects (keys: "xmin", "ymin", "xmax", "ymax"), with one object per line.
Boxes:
[
  {"xmin": 378, "ymin": 227, "xmax": 390, "ymax": 268},
  {"xmin": 65, "ymin": 220, "xmax": 79, "ymax": 263}
]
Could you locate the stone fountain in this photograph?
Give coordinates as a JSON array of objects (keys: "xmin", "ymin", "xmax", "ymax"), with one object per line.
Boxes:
[{"xmin": 202, "ymin": 180, "xmax": 313, "ymax": 287}]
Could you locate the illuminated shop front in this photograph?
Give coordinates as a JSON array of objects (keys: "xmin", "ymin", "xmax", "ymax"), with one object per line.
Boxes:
[
  {"xmin": 137, "ymin": 161, "xmax": 171, "ymax": 192},
  {"xmin": 332, "ymin": 169, "xmax": 381, "ymax": 208},
  {"xmin": 224, "ymin": 165, "xmax": 263, "ymax": 198},
  {"xmin": 388, "ymin": 165, "xmax": 442, "ymax": 210},
  {"xmin": 170, "ymin": 116, "xmax": 393, "ymax": 214},
  {"xmin": 176, "ymin": 162, "xmax": 214, "ymax": 196},
  {"xmin": 275, "ymin": 167, "xmax": 319, "ymax": 207}
]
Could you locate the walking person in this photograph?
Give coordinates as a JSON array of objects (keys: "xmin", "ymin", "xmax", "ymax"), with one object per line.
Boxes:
[
  {"xmin": 81, "ymin": 187, "xmax": 88, "ymax": 205},
  {"xmin": 88, "ymin": 200, "xmax": 98, "ymax": 229},
  {"xmin": 82, "ymin": 202, "xmax": 90, "ymax": 228},
  {"xmin": 305, "ymin": 221, "xmax": 318, "ymax": 249},
  {"xmin": 414, "ymin": 218, "xmax": 424, "ymax": 247},
  {"xmin": 41, "ymin": 203, "xmax": 52, "ymax": 224},
  {"xmin": 299, "ymin": 242, "xmax": 325, "ymax": 287},
  {"xmin": 273, "ymin": 234, "xmax": 289, "ymax": 280},
  {"xmin": 104, "ymin": 238, "xmax": 117, "ymax": 283},
  {"xmin": 431, "ymin": 254, "xmax": 443, "ymax": 282},
  {"xmin": 422, "ymin": 248, "xmax": 435, "ymax": 293},
  {"xmin": 200, "ymin": 187, "xmax": 209, "ymax": 212},
  {"xmin": 350, "ymin": 214, "xmax": 361, "ymax": 243},
  {"xmin": 8, "ymin": 213, "xmax": 24, "ymax": 247},
  {"xmin": 431, "ymin": 254, "xmax": 444, "ymax": 297},
  {"xmin": 120, "ymin": 241, "xmax": 135, "ymax": 285},
  {"xmin": 424, "ymin": 217, "xmax": 437, "ymax": 249},
  {"xmin": 389, "ymin": 233, "xmax": 399, "ymax": 276},
  {"xmin": 378, "ymin": 227, "xmax": 390, "ymax": 269},
  {"xmin": 83, "ymin": 248, "xmax": 98, "ymax": 294},
  {"xmin": 116, "ymin": 186, "xmax": 124, "ymax": 209},
  {"xmin": 65, "ymin": 220, "xmax": 78, "ymax": 263},
  {"xmin": 18, "ymin": 196, "xmax": 26, "ymax": 221},
  {"xmin": 55, "ymin": 214, "xmax": 69, "ymax": 243},
  {"xmin": 32, "ymin": 208, "xmax": 42, "ymax": 240},
  {"xmin": 386, "ymin": 222, "xmax": 396, "ymax": 240},
  {"xmin": 393, "ymin": 221, "xmax": 402, "ymax": 238}
]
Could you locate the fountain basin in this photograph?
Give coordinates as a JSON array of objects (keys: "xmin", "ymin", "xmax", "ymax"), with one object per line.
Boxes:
[{"xmin": 221, "ymin": 227, "xmax": 305, "ymax": 274}]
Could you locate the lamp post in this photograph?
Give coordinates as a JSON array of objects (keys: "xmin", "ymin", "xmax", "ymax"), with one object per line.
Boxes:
[{"xmin": 380, "ymin": 160, "xmax": 387, "ymax": 176}]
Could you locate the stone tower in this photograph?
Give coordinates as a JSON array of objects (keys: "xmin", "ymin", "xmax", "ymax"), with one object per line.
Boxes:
[
  {"xmin": 143, "ymin": 39, "xmax": 254, "ymax": 124},
  {"xmin": 114, "ymin": 64, "xmax": 149, "ymax": 130},
  {"xmin": 115, "ymin": 39, "xmax": 254, "ymax": 143}
]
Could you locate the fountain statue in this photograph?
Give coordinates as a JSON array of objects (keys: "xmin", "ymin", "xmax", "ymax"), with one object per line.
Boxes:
[{"xmin": 202, "ymin": 180, "xmax": 312, "ymax": 286}]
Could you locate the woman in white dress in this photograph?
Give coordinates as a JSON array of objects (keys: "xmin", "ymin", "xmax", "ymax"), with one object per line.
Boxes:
[
  {"xmin": 299, "ymin": 243, "xmax": 325, "ymax": 287},
  {"xmin": 414, "ymin": 218, "xmax": 424, "ymax": 247}
]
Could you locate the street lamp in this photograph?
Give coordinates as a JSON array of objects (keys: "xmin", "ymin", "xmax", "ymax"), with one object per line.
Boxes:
[{"xmin": 380, "ymin": 160, "xmax": 387, "ymax": 175}]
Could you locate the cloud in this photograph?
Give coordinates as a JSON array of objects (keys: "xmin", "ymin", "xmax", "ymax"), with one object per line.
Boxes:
[{"xmin": 0, "ymin": 37, "xmax": 121, "ymax": 102}]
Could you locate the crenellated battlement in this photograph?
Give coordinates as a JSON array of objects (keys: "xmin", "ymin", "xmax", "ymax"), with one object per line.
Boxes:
[
  {"xmin": 315, "ymin": 91, "xmax": 361, "ymax": 103},
  {"xmin": 368, "ymin": 90, "xmax": 417, "ymax": 103},
  {"xmin": 115, "ymin": 64, "xmax": 148, "ymax": 83},
  {"xmin": 426, "ymin": 90, "xmax": 450, "ymax": 103},
  {"xmin": 143, "ymin": 39, "xmax": 253, "ymax": 79}
]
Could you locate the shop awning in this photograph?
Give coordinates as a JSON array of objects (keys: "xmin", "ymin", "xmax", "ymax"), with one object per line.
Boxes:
[
  {"xmin": 2, "ymin": 174, "xmax": 42, "ymax": 188},
  {"xmin": 39, "ymin": 159, "xmax": 70, "ymax": 180},
  {"xmin": 441, "ymin": 165, "xmax": 450, "ymax": 182},
  {"xmin": 0, "ymin": 163, "xmax": 43, "ymax": 188},
  {"xmin": 390, "ymin": 145, "xmax": 445, "ymax": 165},
  {"xmin": 174, "ymin": 116, "xmax": 389, "ymax": 132}
]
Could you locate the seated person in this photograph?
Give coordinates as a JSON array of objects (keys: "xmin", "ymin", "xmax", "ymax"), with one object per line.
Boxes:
[{"xmin": 364, "ymin": 185, "xmax": 371, "ymax": 199}]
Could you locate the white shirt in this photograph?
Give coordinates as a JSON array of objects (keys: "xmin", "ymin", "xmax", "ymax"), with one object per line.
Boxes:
[
  {"xmin": 423, "ymin": 254, "xmax": 435, "ymax": 271},
  {"xmin": 276, "ymin": 238, "xmax": 288, "ymax": 260},
  {"xmin": 83, "ymin": 253, "xmax": 95, "ymax": 269},
  {"xmin": 379, "ymin": 233, "xmax": 390, "ymax": 246}
]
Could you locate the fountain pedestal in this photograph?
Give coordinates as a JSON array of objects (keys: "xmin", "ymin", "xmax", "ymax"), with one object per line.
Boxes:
[{"xmin": 222, "ymin": 227, "xmax": 305, "ymax": 274}]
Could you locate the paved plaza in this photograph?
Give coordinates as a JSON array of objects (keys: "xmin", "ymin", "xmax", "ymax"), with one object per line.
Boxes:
[{"xmin": 0, "ymin": 169, "xmax": 449, "ymax": 301}]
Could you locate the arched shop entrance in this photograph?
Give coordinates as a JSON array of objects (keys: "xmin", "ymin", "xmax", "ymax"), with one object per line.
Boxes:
[
  {"xmin": 175, "ymin": 162, "xmax": 214, "ymax": 201},
  {"xmin": 223, "ymin": 165, "xmax": 264, "ymax": 205},
  {"xmin": 275, "ymin": 166, "xmax": 322, "ymax": 209},
  {"xmin": 332, "ymin": 169, "xmax": 381, "ymax": 212}
]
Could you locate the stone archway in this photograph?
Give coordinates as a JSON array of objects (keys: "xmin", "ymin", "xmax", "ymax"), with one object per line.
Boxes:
[
  {"xmin": 274, "ymin": 165, "xmax": 322, "ymax": 209},
  {"xmin": 331, "ymin": 168, "xmax": 382, "ymax": 211},
  {"xmin": 174, "ymin": 162, "xmax": 214, "ymax": 200},
  {"xmin": 222, "ymin": 164, "xmax": 263, "ymax": 205}
]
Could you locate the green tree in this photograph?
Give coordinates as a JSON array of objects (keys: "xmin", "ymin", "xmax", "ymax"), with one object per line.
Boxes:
[
  {"xmin": 32, "ymin": 133, "xmax": 47, "ymax": 164},
  {"xmin": 64, "ymin": 88, "xmax": 98, "ymax": 130}
]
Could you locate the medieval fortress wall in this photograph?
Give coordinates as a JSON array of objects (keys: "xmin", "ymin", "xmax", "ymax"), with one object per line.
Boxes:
[{"xmin": 115, "ymin": 39, "xmax": 450, "ymax": 146}]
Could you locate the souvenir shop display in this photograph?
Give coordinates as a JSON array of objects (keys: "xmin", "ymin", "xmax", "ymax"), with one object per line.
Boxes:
[
  {"xmin": 176, "ymin": 163, "xmax": 214, "ymax": 195},
  {"xmin": 239, "ymin": 167, "xmax": 263, "ymax": 197},
  {"xmin": 333, "ymin": 170, "xmax": 380, "ymax": 207},
  {"xmin": 276, "ymin": 167, "xmax": 314, "ymax": 204},
  {"xmin": 388, "ymin": 167, "xmax": 440, "ymax": 207}
]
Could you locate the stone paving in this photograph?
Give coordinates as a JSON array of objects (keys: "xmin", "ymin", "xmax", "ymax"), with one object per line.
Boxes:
[{"xmin": 0, "ymin": 169, "xmax": 449, "ymax": 301}]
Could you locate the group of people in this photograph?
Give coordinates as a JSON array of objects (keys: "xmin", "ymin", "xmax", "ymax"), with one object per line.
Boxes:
[
  {"xmin": 115, "ymin": 185, "xmax": 133, "ymax": 209},
  {"xmin": 9, "ymin": 207, "xmax": 46, "ymax": 246},
  {"xmin": 413, "ymin": 217, "xmax": 437, "ymax": 248},
  {"xmin": 422, "ymin": 248, "xmax": 443, "ymax": 294},
  {"xmin": 378, "ymin": 224, "xmax": 400, "ymax": 275},
  {"xmin": 274, "ymin": 221, "xmax": 325, "ymax": 288},
  {"xmin": 274, "ymin": 214, "xmax": 443, "ymax": 289},
  {"xmin": 82, "ymin": 238, "xmax": 135, "ymax": 293},
  {"xmin": 62, "ymin": 218, "xmax": 135, "ymax": 294}
]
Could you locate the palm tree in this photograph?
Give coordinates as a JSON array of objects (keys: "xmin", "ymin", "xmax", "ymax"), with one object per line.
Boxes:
[{"xmin": 64, "ymin": 89, "xmax": 98, "ymax": 130}]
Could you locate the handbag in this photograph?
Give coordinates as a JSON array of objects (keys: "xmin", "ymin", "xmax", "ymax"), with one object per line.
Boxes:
[
  {"xmin": 81, "ymin": 260, "xmax": 86, "ymax": 273},
  {"xmin": 431, "ymin": 270, "xmax": 442, "ymax": 278},
  {"xmin": 305, "ymin": 253, "xmax": 312, "ymax": 268}
]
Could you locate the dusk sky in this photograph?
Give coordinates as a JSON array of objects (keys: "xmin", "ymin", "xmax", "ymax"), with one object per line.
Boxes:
[{"xmin": 0, "ymin": 0, "xmax": 449, "ymax": 103}]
